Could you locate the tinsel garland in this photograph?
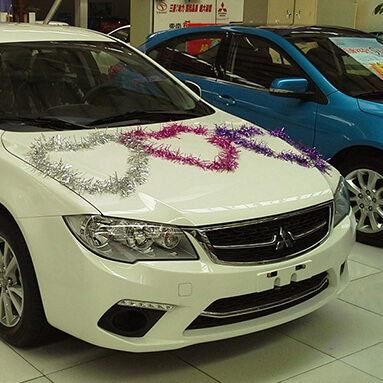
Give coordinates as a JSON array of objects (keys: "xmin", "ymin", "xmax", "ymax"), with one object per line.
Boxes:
[
  {"xmin": 215, "ymin": 125, "xmax": 330, "ymax": 173},
  {"xmin": 27, "ymin": 131, "xmax": 149, "ymax": 197},
  {"xmin": 120, "ymin": 123, "xmax": 239, "ymax": 172},
  {"xmin": 26, "ymin": 123, "xmax": 330, "ymax": 198}
]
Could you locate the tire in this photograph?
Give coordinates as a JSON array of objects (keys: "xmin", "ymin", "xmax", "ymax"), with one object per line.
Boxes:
[
  {"xmin": 337, "ymin": 155, "xmax": 383, "ymax": 247},
  {"xmin": 0, "ymin": 215, "xmax": 50, "ymax": 347}
]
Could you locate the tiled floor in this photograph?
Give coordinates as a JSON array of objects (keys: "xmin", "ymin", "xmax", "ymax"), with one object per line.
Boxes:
[{"xmin": 1, "ymin": 242, "xmax": 382, "ymax": 383}]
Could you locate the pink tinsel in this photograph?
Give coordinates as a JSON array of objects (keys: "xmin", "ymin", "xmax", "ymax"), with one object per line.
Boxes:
[{"xmin": 120, "ymin": 123, "xmax": 238, "ymax": 172}]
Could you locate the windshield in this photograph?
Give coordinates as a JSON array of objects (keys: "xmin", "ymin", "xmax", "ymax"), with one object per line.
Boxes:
[
  {"xmin": 289, "ymin": 33, "xmax": 383, "ymax": 99},
  {"xmin": 0, "ymin": 41, "xmax": 212, "ymax": 129}
]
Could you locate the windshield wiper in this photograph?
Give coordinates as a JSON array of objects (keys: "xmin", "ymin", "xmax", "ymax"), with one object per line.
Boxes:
[
  {"xmin": 0, "ymin": 117, "xmax": 86, "ymax": 131},
  {"xmin": 87, "ymin": 110, "xmax": 202, "ymax": 127},
  {"xmin": 352, "ymin": 90, "xmax": 383, "ymax": 99}
]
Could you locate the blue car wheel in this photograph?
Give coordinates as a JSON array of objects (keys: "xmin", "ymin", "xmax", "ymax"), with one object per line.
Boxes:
[{"xmin": 341, "ymin": 156, "xmax": 383, "ymax": 247}]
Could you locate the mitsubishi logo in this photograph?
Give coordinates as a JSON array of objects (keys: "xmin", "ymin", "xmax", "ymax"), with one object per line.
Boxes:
[
  {"xmin": 275, "ymin": 227, "xmax": 295, "ymax": 250},
  {"xmin": 218, "ymin": 2, "xmax": 227, "ymax": 13}
]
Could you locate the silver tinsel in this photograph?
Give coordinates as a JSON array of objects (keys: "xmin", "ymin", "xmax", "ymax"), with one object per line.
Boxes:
[{"xmin": 26, "ymin": 130, "xmax": 149, "ymax": 197}]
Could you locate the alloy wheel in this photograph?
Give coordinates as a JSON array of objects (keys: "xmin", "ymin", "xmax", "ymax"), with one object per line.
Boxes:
[
  {"xmin": 0, "ymin": 236, "xmax": 24, "ymax": 327},
  {"xmin": 346, "ymin": 168, "xmax": 383, "ymax": 234}
]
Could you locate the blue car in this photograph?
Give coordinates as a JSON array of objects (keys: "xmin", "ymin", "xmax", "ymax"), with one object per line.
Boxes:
[{"xmin": 140, "ymin": 25, "xmax": 383, "ymax": 247}]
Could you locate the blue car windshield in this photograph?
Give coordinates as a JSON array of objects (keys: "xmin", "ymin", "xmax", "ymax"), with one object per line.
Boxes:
[
  {"xmin": 0, "ymin": 41, "xmax": 212, "ymax": 129},
  {"xmin": 290, "ymin": 35, "xmax": 383, "ymax": 99}
]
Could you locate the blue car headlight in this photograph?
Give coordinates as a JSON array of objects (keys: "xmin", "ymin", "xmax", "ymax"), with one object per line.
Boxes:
[
  {"xmin": 64, "ymin": 215, "xmax": 198, "ymax": 263},
  {"xmin": 334, "ymin": 177, "xmax": 350, "ymax": 227}
]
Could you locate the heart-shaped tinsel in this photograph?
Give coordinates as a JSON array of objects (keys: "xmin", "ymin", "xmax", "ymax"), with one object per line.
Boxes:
[
  {"xmin": 27, "ymin": 131, "xmax": 149, "ymax": 197},
  {"xmin": 119, "ymin": 123, "xmax": 239, "ymax": 172}
]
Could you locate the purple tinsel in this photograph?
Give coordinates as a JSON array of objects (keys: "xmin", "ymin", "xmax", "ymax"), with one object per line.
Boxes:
[{"xmin": 215, "ymin": 124, "xmax": 330, "ymax": 173}]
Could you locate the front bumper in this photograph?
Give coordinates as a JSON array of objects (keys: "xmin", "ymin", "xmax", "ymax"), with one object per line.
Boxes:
[{"xmin": 20, "ymin": 212, "xmax": 355, "ymax": 352}]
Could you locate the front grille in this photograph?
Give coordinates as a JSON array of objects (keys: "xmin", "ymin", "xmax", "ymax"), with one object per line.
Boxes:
[
  {"xmin": 194, "ymin": 202, "xmax": 332, "ymax": 264},
  {"xmin": 186, "ymin": 271, "xmax": 328, "ymax": 330}
]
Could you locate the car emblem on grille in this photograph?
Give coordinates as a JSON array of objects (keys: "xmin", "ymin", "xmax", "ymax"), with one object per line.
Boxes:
[{"xmin": 276, "ymin": 227, "xmax": 295, "ymax": 250}]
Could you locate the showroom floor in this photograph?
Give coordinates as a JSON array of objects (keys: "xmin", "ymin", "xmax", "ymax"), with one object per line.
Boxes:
[{"xmin": 1, "ymin": 242, "xmax": 382, "ymax": 383}]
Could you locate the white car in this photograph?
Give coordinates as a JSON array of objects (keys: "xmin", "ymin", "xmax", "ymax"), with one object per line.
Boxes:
[
  {"xmin": 108, "ymin": 24, "xmax": 130, "ymax": 43},
  {"xmin": 0, "ymin": 23, "xmax": 355, "ymax": 352}
]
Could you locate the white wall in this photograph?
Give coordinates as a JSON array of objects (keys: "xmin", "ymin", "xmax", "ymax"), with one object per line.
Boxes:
[
  {"xmin": 356, "ymin": 0, "xmax": 383, "ymax": 31},
  {"xmin": 317, "ymin": 0, "xmax": 357, "ymax": 28},
  {"xmin": 130, "ymin": 0, "xmax": 153, "ymax": 47},
  {"xmin": 74, "ymin": 0, "xmax": 87, "ymax": 27}
]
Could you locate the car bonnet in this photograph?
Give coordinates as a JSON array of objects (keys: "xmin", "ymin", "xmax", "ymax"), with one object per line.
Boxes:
[{"xmin": 2, "ymin": 119, "xmax": 336, "ymax": 227}]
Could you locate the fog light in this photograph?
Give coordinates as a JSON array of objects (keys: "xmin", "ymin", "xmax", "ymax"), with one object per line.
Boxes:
[
  {"xmin": 117, "ymin": 299, "xmax": 175, "ymax": 312},
  {"xmin": 98, "ymin": 301, "xmax": 171, "ymax": 337}
]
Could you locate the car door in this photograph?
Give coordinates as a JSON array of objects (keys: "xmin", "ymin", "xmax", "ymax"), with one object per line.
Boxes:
[
  {"xmin": 146, "ymin": 31, "xmax": 226, "ymax": 105},
  {"xmin": 210, "ymin": 32, "xmax": 319, "ymax": 146}
]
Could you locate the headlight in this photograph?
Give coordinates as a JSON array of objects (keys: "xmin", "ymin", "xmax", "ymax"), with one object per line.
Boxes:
[
  {"xmin": 334, "ymin": 176, "xmax": 350, "ymax": 227},
  {"xmin": 64, "ymin": 215, "xmax": 198, "ymax": 263}
]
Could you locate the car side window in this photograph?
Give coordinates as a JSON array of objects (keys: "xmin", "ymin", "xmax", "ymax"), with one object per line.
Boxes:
[
  {"xmin": 147, "ymin": 33, "xmax": 223, "ymax": 78},
  {"xmin": 225, "ymin": 34, "xmax": 304, "ymax": 89}
]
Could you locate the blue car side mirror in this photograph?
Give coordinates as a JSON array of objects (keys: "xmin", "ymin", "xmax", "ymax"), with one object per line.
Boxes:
[{"xmin": 270, "ymin": 78, "xmax": 313, "ymax": 100}]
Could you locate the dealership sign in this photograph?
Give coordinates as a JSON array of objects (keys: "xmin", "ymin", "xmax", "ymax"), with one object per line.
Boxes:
[{"xmin": 153, "ymin": 0, "xmax": 243, "ymax": 31}]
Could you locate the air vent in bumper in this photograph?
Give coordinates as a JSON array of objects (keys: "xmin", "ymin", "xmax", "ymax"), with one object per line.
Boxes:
[{"xmin": 187, "ymin": 271, "xmax": 329, "ymax": 330}]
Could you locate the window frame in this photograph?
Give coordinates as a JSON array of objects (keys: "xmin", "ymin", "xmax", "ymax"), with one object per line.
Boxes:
[
  {"xmin": 147, "ymin": 31, "xmax": 228, "ymax": 80},
  {"xmin": 222, "ymin": 33, "xmax": 307, "ymax": 89}
]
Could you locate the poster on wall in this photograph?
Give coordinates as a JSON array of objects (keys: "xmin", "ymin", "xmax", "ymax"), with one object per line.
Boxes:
[
  {"xmin": 153, "ymin": 0, "xmax": 243, "ymax": 32},
  {"xmin": 154, "ymin": 0, "xmax": 215, "ymax": 31}
]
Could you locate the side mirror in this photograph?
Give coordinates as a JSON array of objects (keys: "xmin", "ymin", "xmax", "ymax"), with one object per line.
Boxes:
[
  {"xmin": 184, "ymin": 80, "xmax": 202, "ymax": 97},
  {"xmin": 270, "ymin": 78, "xmax": 313, "ymax": 100}
]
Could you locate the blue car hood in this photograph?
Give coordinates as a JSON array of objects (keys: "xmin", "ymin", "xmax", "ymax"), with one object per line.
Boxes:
[{"xmin": 357, "ymin": 98, "xmax": 383, "ymax": 117}]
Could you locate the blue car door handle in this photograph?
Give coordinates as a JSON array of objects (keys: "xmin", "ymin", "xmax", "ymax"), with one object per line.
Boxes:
[{"xmin": 216, "ymin": 94, "xmax": 236, "ymax": 106}]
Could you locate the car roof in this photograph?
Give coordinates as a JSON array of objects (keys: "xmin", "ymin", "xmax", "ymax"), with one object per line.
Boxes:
[
  {"xmin": 261, "ymin": 24, "xmax": 373, "ymax": 38},
  {"xmin": 144, "ymin": 24, "xmax": 373, "ymax": 46},
  {"xmin": 108, "ymin": 24, "xmax": 130, "ymax": 35},
  {"xmin": 0, "ymin": 23, "xmax": 112, "ymax": 43}
]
